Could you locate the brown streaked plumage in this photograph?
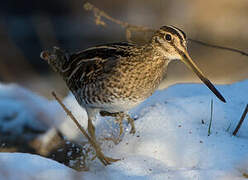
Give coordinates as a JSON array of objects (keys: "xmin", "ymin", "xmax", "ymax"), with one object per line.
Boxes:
[{"xmin": 40, "ymin": 25, "xmax": 226, "ymax": 165}]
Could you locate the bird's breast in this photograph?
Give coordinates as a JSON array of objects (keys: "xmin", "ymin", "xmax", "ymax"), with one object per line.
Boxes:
[{"xmin": 74, "ymin": 86, "xmax": 144, "ymax": 112}]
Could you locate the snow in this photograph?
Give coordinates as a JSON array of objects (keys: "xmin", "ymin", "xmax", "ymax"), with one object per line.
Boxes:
[
  {"xmin": 0, "ymin": 153, "xmax": 75, "ymax": 180},
  {"xmin": 0, "ymin": 84, "xmax": 56, "ymax": 140},
  {"xmin": 1, "ymin": 80, "xmax": 248, "ymax": 179}
]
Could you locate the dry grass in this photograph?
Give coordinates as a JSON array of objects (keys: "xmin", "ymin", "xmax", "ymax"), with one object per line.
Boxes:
[
  {"xmin": 208, "ymin": 99, "xmax": 214, "ymax": 136},
  {"xmin": 233, "ymin": 104, "xmax": 248, "ymax": 136}
]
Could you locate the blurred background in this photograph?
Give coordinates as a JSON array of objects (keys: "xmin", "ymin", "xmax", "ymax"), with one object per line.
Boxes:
[{"xmin": 0, "ymin": 0, "xmax": 247, "ymax": 98}]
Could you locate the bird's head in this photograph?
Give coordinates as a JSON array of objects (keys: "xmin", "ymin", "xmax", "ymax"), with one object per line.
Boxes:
[
  {"xmin": 40, "ymin": 46, "xmax": 70, "ymax": 74},
  {"xmin": 152, "ymin": 25, "xmax": 226, "ymax": 103}
]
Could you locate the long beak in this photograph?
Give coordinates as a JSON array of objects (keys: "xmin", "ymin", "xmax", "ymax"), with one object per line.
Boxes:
[{"xmin": 181, "ymin": 52, "xmax": 226, "ymax": 103}]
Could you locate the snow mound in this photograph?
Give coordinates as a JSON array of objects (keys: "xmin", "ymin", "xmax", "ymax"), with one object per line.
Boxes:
[
  {"xmin": 0, "ymin": 153, "xmax": 75, "ymax": 180},
  {"xmin": 0, "ymin": 83, "xmax": 56, "ymax": 140},
  {"xmin": 82, "ymin": 80, "xmax": 248, "ymax": 179},
  {"xmin": 1, "ymin": 80, "xmax": 248, "ymax": 179}
]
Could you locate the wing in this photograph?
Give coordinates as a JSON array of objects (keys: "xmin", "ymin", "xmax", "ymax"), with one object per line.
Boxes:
[
  {"xmin": 70, "ymin": 42, "xmax": 134, "ymax": 60},
  {"xmin": 65, "ymin": 42, "xmax": 134, "ymax": 87}
]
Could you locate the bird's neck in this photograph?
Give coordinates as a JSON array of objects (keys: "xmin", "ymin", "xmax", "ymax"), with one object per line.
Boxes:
[
  {"xmin": 131, "ymin": 44, "xmax": 170, "ymax": 93},
  {"xmin": 142, "ymin": 43, "xmax": 171, "ymax": 70}
]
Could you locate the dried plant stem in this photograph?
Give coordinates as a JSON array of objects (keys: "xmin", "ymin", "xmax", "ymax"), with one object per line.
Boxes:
[
  {"xmin": 52, "ymin": 91, "xmax": 109, "ymax": 165},
  {"xmin": 84, "ymin": 2, "xmax": 154, "ymax": 42},
  {"xmin": 233, "ymin": 104, "xmax": 248, "ymax": 136},
  {"xmin": 84, "ymin": 2, "xmax": 153, "ymax": 31},
  {"xmin": 188, "ymin": 39, "xmax": 248, "ymax": 57},
  {"xmin": 84, "ymin": 2, "xmax": 248, "ymax": 57},
  {"xmin": 52, "ymin": 92, "xmax": 91, "ymax": 140},
  {"xmin": 208, "ymin": 99, "xmax": 213, "ymax": 136}
]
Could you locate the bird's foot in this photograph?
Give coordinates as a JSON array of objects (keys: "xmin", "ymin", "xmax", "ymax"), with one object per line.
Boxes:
[
  {"xmin": 94, "ymin": 148, "xmax": 120, "ymax": 165},
  {"xmin": 87, "ymin": 116, "xmax": 119, "ymax": 165},
  {"xmin": 100, "ymin": 111, "xmax": 136, "ymax": 135}
]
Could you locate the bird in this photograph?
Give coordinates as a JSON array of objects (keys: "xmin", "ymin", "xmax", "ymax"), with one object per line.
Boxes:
[{"xmin": 40, "ymin": 25, "xmax": 226, "ymax": 165}]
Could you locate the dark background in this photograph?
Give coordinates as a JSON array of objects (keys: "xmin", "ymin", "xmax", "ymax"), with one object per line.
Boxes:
[{"xmin": 0, "ymin": 0, "xmax": 248, "ymax": 98}]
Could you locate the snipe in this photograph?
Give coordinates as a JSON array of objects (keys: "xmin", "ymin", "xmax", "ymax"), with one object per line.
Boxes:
[{"xmin": 41, "ymin": 25, "xmax": 226, "ymax": 165}]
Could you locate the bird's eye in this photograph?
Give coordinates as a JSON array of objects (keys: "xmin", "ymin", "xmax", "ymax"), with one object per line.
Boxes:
[{"xmin": 165, "ymin": 34, "xmax": 172, "ymax": 41}]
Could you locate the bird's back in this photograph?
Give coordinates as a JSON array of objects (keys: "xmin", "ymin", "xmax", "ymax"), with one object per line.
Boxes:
[
  {"xmin": 65, "ymin": 42, "xmax": 144, "ymax": 111},
  {"xmin": 66, "ymin": 42, "xmax": 133, "ymax": 87}
]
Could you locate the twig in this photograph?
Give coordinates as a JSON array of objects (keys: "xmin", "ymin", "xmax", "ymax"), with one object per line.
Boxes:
[
  {"xmin": 84, "ymin": 2, "xmax": 154, "ymax": 42},
  {"xmin": 52, "ymin": 91, "xmax": 91, "ymax": 141},
  {"xmin": 51, "ymin": 91, "xmax": 110, "ymax": 165},
  {"xmin": 84, "ymin": 2, "xmax": 248, "ymax": 57},
  {"xmin": 84, "ymin": 2, "xmax": 153, "ymax": 31},
  {"xmin": 188, "ymin": 39, "xmax": 248, "ymax": 57},
  {"xmin": 208, "ymin": 99, "xmax": 213, "ymax": 136},
  {"xmin": 233, "ymin": 104, "xmax": 248, "ymax": 136}
]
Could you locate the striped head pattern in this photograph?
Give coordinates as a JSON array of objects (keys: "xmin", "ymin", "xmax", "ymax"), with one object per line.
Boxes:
[
  {"xmin": 152, "ymin": 25, "xmax": 226, "ymax": 103},
  {"xmin": 152, "ymin": 25, "xmax": 187, "ymax": 61}
]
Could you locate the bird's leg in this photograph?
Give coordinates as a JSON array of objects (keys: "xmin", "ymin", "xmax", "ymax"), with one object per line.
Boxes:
[
  {"xmin": 87, "ymin": 110, "xmax": 119, "ymax": 165},
  {"xmin": 116, "ymin": 113, "xmax": 124, "ymax": 136}
]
